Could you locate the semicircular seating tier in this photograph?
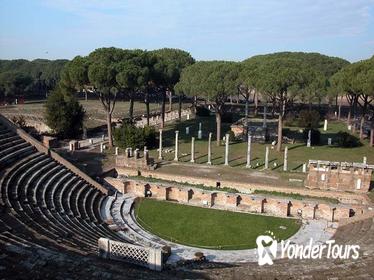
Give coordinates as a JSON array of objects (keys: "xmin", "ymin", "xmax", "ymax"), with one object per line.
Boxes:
[{"xmin": 0, "ymin": 121, "xmax": 129, "ymax": 255}]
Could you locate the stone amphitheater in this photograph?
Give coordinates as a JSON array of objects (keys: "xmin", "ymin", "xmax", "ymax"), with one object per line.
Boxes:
[{"xmin": 1, "ymin": 114, "xmax": 374, "ymax": 280}]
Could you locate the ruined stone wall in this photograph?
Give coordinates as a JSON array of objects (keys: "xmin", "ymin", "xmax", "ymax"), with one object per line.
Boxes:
[
  {"xmin": 113, "ymin": 179, "xmax": 365, "ymax": 222},
  {"xmin": 115, "ymin": 168, "xmax": 368, "ymax": 205},
  {"xmin": 306, "ymin": 164, "xmax": 372, "ymax": 193}
]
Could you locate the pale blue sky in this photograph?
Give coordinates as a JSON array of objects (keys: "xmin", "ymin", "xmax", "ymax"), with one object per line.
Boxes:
[{"xmin": 1, "ymin": 0, "xmax": 374, "ymax": 62}]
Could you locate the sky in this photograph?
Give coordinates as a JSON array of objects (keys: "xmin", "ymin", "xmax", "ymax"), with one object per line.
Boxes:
[{"xmin": 1, "ymin": 0, "xmax": 374, "ymax": 62}]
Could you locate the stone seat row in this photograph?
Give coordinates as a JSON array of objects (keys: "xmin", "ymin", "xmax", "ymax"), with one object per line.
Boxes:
[
  {"xmin": 0, "ymin": 124, "xmax": 129, "ymax": 255},
  {"xmin": 108, "ymin": 194, "xmax": 165, "ymax": 249}
]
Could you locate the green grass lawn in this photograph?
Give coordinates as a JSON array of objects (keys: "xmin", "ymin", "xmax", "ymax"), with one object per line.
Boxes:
[
  {"xmin": 0, "ymin": 99, "xmax": 189, "ymax": 129},
  {"xmin": 146, "ymin": 116, "xmax": 374, "ymax": 172},
  {"xmin": 135, "ymin": 198, "xmax": 301, "ymax": 250}
]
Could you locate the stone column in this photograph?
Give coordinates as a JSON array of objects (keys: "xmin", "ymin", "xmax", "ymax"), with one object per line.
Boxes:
[
  {"xmin": 363, "ymin": 156, "xmax": 367, "ymax": 164},
  {"xmin": 190, "ymin": 137, "xmax": 195, "ymax": 163},
  {"xmin": 263, "ymin": 105, "xmax": 267, "ymax": 128},
  {"xmin": 198, "ymin": 122, "xmax": 202, "ymax": 139},
  {"xmin": 82, "ymin": 127, "xmax": 87, "ymax": 139},
  {"xmin": 307, "ymin": 130, "xmax": 311, "ymax": 147},
  {"xmin": 283, "ymin": 146, "xmax": 288, "ymax": 171},
  {"xmin": 102, "ymin": 134, "xmax": 105, "ymax": 141},
  {"xmin": 302, "ymin": 163, "xmax": 307, "ymax": 173},
  {"xmin": 185, "ymin": 126, "xmax": 190, "ymax": 135},
  {"xmin": 207, "ymin": 132, "xmax": 212, "ymax": 165},
  {"xmin": 264, "ymin": 146, "xmax": 269, "ymax": 169},
  {"xmin": 224, "ymin": 133, "xmax": 229, "ymax": 166},
  {"xmin": 174, "ymin": 131, "xmax": 179, "ymax": 161},
  {"xmin": 323, "ymin": 119, "xmax": 328, "ymax": 131},
  {"xmin": 134, "ymin": 148, "xmax": 140, "ymax": 159},
  {"xmin": 158, "ymin": 129, "xmax": 163, "ymax": 160},
  {"xmin": 115, "ymin": 147, "xmax": 119, "ymax": 156},
  {"xmin": 129, "ymin": 147, "xmax": 133, "ymax": 157},
  {"xmin": 246, "ymin": 134, "xmax": 252, "ymax": 168},
  {"xmin": 100, "ymin": 143, "xmax": 104, "ymax": 153}
]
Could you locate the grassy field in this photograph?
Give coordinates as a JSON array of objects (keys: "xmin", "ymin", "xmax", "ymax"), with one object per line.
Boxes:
[
  {"xmin": 135, "ymin": 198, "xmax": 301, "ymax": 250},
  {"xmin": 145, "ymin": 116, "xmax": 374, "ymax": 172},
  {"xmin": 0, "ymin": 99, "xmax": 187, "ymax": 129}
]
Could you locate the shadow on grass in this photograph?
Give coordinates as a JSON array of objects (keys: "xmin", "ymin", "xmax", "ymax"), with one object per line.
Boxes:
[
  {"xmin": 292, "ymin": 163, "xmax": 304, "ymax": 171},
  {"xmin": 288, "ymin": 144, "xmax": 305, "ymax": 151}
]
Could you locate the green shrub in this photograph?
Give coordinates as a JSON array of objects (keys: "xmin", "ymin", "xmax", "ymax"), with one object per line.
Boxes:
[
  {"xmin": 114, "ymin": 123, "xmax": 156, "ymax": 149},
  {"xmin": 336, "ymin": 131, "xmax": 361, "ymax": 147},
  {"xmin": 196, "ymin": 106, "xmax": 211, "ymax": 117},
  {"xmin": 45, "ymin": 88, "xmax": 85, "ymax": 139},
  {"xmin": 297, "ymin": 110, "xmax": 320, "ymax": 129},
  {"xmin": 302, "ymin": 128, "xmax": 321, "ymax": 145}
]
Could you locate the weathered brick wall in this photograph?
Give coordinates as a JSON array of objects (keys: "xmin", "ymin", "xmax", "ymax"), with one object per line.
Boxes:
[
  {"xmin": 116, "ymin": 155, "xmax": 153, "ymax": 170},
  {"xmin": 115, "ymin": 168, "xmax": 368, "ymax": 205},
  {"xmin": 263, "ymin": 198, "xmax": 288, "ymax": 217},
  {"xmin": 118, "ymin": 179, "xmax": 364, "ymax": 222},
  {"xmin": 315, "ymin": 204, "xmax": 332, "ymax": 220},
  {"xmin": 306, "ymin": 164, "xmax": 372, "ymax": 193},
  {"xmin": 239, "ymin": 196, "xmax": 264, "ymax": 213},
  {"xmin": 149, "ymin": 185, "xmax": 167, "ymax": 200}
]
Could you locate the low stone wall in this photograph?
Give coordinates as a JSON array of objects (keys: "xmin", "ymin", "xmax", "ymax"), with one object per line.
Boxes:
[
  {"xmin": 98, "ymin": 238, "xmax": 162, "ymax": 271},
  {"xmin": 115, "ymin": 167, "xmax": 369, "ymax": 205},
  {"xmin": 0, "ymin": 114, "xmax": 108, "ymax": 194},
  {"xmin": 107, "ymin": 178, "xmax": 363, "ymax": 222}
]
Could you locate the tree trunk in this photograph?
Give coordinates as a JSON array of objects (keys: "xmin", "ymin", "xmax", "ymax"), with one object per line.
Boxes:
[
  {"xmin": 254, "ymin": 92, "xmax": 258, "ymax": 116},
  {"xmin": 359, "ymin": 116, "xmax": 364, "ymax": 140},
  {"xmin": 244, "ymin": 91, "xmax": 249, "ymax": 126},
  {"xmin": 178, "ymin": 94, "xmax": 182, "ymax": 121},
  {"xmin": 276, "ymin": 114, "xmax": 283, "ymax": 152},
  {"xmin": 145, "ymin": 91, "xmax": 150, "ymax": 126},
  {"xmin": 168, "ymin": 90, "xmax": 172, "ymax": 111},
  {"xmin": 129, "ymin": 97, "xmax": 134, "ymax": 122},
  {"xmin": 193, "ymin": 95, "xmax": 197, "ymax": 114},
  {"xmin": 338, "ymin": 97, "xmax": 341, "ymax": 120},
  {"xmin": 161, "ymin": 90, "xmax": 166, "ymax": 128},
  {"xmin": 216, "ymin": 112, "xmax": 221, "ymax": 146},
  {"xmin": 106, "ymin": 111, "xmax": 113, "ymax": 147}
]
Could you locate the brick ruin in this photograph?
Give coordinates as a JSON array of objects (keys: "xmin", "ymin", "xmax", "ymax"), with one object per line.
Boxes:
[
  {"xmin": 106, "ymin": 179, "xmax": 370, "ymax": 222},
  {"xmin": 116, "ymin": 147, "xmax": 157, "ymax": 170},
  {"xmin": 305, "ymin": 160, "xmax": 374, "ymax": 193}
]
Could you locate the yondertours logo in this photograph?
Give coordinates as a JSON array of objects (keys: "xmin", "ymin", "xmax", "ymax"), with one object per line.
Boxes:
[{"xmin": 256, "ymin": 233, "xmax": 360, "ymax": 266}]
